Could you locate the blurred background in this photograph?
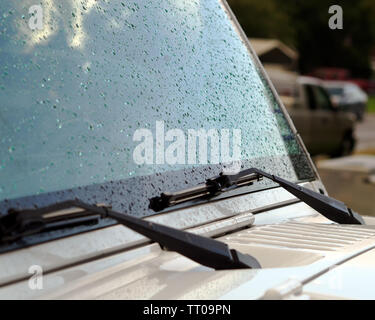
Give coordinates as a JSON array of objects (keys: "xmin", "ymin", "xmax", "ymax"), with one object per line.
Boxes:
[{"xmin": 228, "ymin": 0, "xmax": 375, "ymax": 215}]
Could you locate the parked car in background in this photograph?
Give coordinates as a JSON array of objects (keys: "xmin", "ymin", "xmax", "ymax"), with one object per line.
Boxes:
[
  {"xmin": 276, "ymin": 76, "xmax": 357, "ymax": 157},
  {"xmin": 323, "ymin": 81, "xmax": 368, "ymax": 121}
]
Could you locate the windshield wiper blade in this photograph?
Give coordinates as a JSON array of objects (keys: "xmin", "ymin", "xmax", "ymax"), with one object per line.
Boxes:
[
  {"xmin": 150, "ymin": 167, "xmax": 365, "ymax": 225},
  {"xmin": 149, "ymin": 172, "xmax": 262, "ymax": 211},
  {"xmin": 0, "ymin": 199, "xmax": 261, "ymax": 270}
]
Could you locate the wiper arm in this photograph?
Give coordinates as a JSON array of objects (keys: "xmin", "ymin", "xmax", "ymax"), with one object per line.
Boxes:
[
  {"xmin": 0, "ymin": 199, "xmax": 261, "ymax": 270},
  {"xmin": 150, "ymin": 167, "xmax": 365, "ymax": 225}
]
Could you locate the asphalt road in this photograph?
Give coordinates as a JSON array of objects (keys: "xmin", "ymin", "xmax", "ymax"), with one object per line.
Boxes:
[{"xmin": 355, "ymin": 113, "xmax": 375, "ymax": 152}]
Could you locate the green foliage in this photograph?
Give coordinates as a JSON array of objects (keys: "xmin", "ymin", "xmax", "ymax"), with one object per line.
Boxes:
[
  {"xmin": 368, "ymin": 96, "xmax": 375, "ymax": 113},
  {"xmin": 227, "ymin": 0, "xmax": 295, "ymax": 46},
  {"xmin": 228, "ymin": 0, "xmax": 375, "ymax": 78}
]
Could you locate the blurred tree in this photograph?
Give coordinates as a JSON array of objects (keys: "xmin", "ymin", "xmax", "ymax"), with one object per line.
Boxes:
[{"xmin": 228, "ymin": 0, "xmax": 375, "ymax": 78}]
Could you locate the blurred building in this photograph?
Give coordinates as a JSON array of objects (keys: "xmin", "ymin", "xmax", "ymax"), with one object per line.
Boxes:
[
  {"xmin": 249, "ymin": 38, "xmax": 298, "ymax": 71},
  {"xmin": 249, "ymin": 38, "xmax": 299, "ymax": 96}
]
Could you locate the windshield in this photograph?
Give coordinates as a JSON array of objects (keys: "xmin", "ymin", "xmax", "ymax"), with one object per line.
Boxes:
[{"xmin": 0, "ymin": 0, "xmax": 314, "ymax": 218}]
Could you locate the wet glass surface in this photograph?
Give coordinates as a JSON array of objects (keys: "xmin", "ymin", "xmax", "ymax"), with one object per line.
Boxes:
[{"xmin": 0, "ymin": 0, "xmax": 314, "ymax": 218}]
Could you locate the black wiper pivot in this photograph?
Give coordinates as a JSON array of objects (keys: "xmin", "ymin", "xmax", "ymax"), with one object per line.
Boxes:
[
  {"xmin": 150, "ymin": 168, "xmax": 365, "ymax": 225},
  {"xmin": 0, "ymin": 200, "xmax": 261, "ymax": 270}
]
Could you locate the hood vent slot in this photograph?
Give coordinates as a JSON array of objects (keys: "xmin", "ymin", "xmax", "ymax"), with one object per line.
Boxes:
[{"xmin": 225, "ymin": 222, "xmax": 375, "ymax": 252}]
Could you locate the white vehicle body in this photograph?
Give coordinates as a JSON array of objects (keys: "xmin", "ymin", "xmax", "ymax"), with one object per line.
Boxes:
[
  {"xmin": 323, "ymin": 81, "xmax": 368, "ymax": 105},
  {"xmin": 2, "ymin": 186, "xmax": 375, "ymax": 300},
  {"xmin": 323, "ymin": 80, "xmax": 368, "ymax": 121},
  {"xmin": 0, "ymin": 0, "xmax": 374, "ymax": 301}
]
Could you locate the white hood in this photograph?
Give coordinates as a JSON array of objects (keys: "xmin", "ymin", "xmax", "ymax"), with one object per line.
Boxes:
[{"xmin": 2, "ymin": 198, "xmax": 375, "ymax": 300}]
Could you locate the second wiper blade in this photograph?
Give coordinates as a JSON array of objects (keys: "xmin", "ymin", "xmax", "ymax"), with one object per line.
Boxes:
[
  {"xmin": 0, "ymin": 199, "xmax": 261, "ymax": 270},
  {"xmin": 149, "ymin": 167, "xmax": 365, "ymax": 225},
  {"xmin": 149, "ymin": 172, "xmax": 262, "ymax": 211}
]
